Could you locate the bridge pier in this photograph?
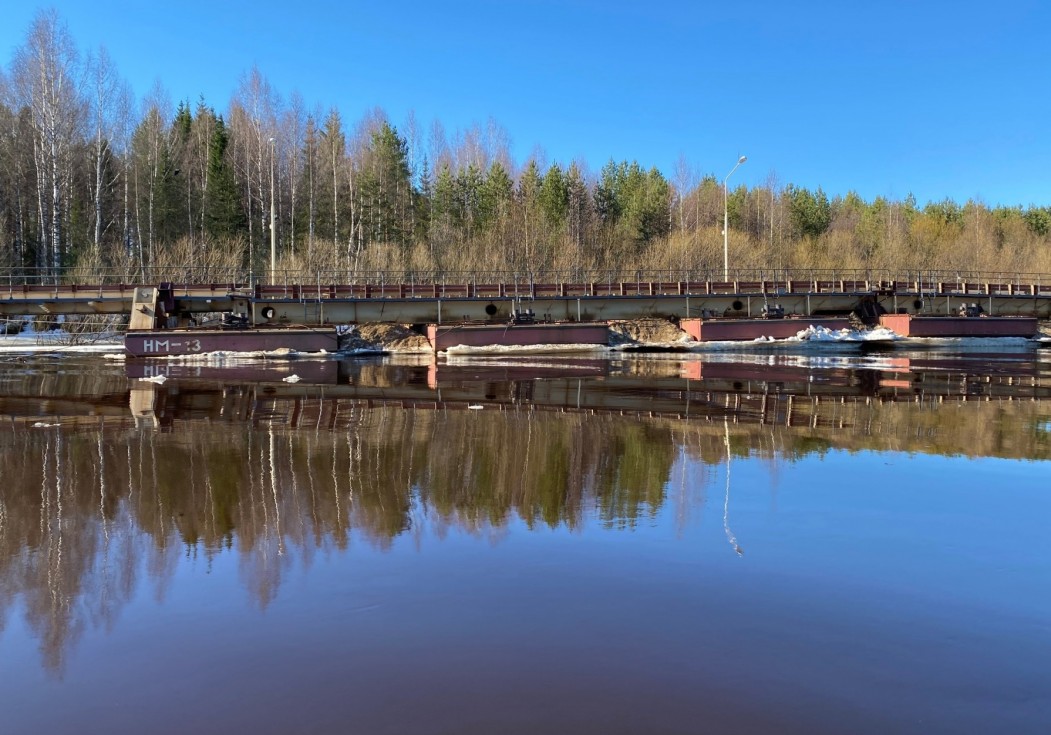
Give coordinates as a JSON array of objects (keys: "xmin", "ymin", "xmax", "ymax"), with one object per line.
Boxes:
[{"xmin": 129, "ymin": 286, "xmax": 162, "ymax": 329}]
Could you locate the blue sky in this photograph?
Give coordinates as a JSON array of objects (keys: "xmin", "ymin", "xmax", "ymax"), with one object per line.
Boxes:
[{"xmin": 3, "ymin": 1, "xmax": 1049, "ymax": 207}]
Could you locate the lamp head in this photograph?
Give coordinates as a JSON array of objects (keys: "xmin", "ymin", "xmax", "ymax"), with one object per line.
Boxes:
[{"xmin": 738, "ymin": 155, "xmax": 747, "ymax": 164}]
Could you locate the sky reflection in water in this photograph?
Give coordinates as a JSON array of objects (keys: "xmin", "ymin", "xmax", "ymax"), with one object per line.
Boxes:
[{"xmin": 0, "ymin": 349, "xmax": 1049, "ymax": 734}]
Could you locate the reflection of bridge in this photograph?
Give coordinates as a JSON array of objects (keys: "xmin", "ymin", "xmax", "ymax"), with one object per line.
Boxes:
[
  {"xmin": 2, "ymin": 355, "xmax": 1047, "ymax": 432},
  {"xmin": 3, "ymin": 274, "xmax": 1051, "ymax": 324},
  {"xmin": 133, "ymin": 358, "xmax": 1045, "ymax": 427}
]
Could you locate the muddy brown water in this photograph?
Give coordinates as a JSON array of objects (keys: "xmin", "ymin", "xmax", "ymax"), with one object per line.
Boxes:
[{"xmin": 1, "ymin": 348, "xmax": 1049, "ymax": 734}]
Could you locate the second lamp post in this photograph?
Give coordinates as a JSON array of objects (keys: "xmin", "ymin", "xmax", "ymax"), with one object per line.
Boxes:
[{"xmin": 723, "ymin": 155, "xmax": 747, "ymax": 281}]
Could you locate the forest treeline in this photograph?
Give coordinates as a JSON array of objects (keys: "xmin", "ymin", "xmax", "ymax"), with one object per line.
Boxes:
[{"xmin": 3, "ymin": 10, "xmax": 1051, "ymax": 282}]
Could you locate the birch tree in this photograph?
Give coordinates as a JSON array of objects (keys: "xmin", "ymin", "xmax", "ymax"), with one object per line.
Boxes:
[
  {"xmin": 673, "ymin": 154, "xmax": 695, "ymax": 233},
  {"xmin": 319, "ymin": 108, "xmax": 346, "ymax": 250},
  {"xmin": 10, "ymin": 9, "xmax": 85, "ymax": 270},
  {"xmin": 299, "ymin": 112, "xmax": 320, "ymax": 258},
  {"xmin": 281, "ymin": 91, "xmax": 307, "ymax": 248},
  {"xmin": 84, "ymin": 46, "xmax": 127, "ymax": 251},
  {"xmin": 0, "ymin": 72, "xmax": 20, "ymax": 265},
  {"xmin": 230, "ymin": 67, "xmax": 281, "ymax": 268},
  {"xmin": 130, "ymin": 86, "xmax": 173, "ymax": 267}
]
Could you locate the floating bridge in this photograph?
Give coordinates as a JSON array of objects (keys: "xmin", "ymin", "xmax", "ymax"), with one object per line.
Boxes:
[{"xmin": 3, "ymin": 272, "xmax": 1051, "ymax": 325}]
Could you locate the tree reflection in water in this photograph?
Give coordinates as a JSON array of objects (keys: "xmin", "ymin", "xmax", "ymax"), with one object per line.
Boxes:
[
  {"xmin": 0, "ymin": 405, "xmax": 693, "ymax": 673},
  {"xmin": 2, "ymin": 386, "xmax": 1050, "ymax": 675}
]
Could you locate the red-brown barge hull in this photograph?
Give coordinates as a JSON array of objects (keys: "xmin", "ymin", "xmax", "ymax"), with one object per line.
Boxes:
[
  {"xmin": 680, "ymin": 317, "xmax": 850, "ymax": 342},
  {"xmin": 879, "ymin": 315, "xmax": 1038, "ymax": 338},
  {"xmin": 125, "ymin": 328, "xmax": 340, "ymax": 357},
  {"xmin": 426, "ymin": 322, "xmax": 610, "ymax": 352}
]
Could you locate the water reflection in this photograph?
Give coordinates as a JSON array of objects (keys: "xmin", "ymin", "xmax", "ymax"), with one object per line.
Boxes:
[
  {"xmin": 1, "ymin": 349, "xmax": 1050, "ymax": 676},
  {"xmin": 1, "ymin": 399, "xmax": 691, "ymax": 673}
]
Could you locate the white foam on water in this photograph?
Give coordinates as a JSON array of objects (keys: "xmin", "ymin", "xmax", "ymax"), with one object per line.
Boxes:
[
  {"xmin": 119, "ymin": 347, "xmax": 336, "ymax": 363},
  {"xmin": 340, "ymin": 347, "xmax": 389, "ymax": 356}
]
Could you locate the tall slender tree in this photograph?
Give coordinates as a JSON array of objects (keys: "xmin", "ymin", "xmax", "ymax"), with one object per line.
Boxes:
[{"xmin": 10, "ymin": 9, "xmax": 84, "ymax": 269}]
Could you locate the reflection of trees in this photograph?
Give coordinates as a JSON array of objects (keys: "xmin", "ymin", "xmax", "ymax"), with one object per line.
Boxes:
[
  {"xmin": 0, "ymin": 406, "xmax": 680, "ymax": 674},
  {"xmin": 0, "ymin": 430, "xmax": 166, "ymax": 676},
  {"xmin": 415, "ymin": 412, "xmax": 675, "ymax": 531},
  {"xmin": 2, "ymin": 393, "xmax": 1050, "ymax": 674}
]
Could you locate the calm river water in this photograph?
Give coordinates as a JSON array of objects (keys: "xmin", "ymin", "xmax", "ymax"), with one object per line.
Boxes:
[{"xmin": 1, "ymin": 345, "xmax": 1049, "ymax": 734}]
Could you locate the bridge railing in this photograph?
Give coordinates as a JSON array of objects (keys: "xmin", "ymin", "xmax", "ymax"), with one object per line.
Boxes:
[
  {"xmin": 0, "ymin": 266, "xmax": 1047, "ymax": 294},
  {"xmin": 0, "ymin": 266, "xmax": 255, "ymax": 287}
]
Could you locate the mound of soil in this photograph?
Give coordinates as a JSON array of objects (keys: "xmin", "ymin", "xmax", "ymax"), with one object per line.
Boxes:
[
  {"xmin": 608, "ymin": 319, "xmax": 690, "ymax": 346},
  {"xmin": 339, "ymin": 324, "xmax": 431, "ymax": 352},
  {"xmin": 339, "ymin": 319, "xmax": 690, "ymax": 352}
]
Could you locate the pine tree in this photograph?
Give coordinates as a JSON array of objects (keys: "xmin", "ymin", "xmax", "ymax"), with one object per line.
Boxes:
[
  {"xmin": 595, "ymin": 160, "xmax": 625, "ymax": 225},
  {"xmin": 786, "ymin": 185, "xmax": 832, "ymax": 239},
  {"xmin": 359, "ymin": 121, "xmax": 412, "ymax": 246}
]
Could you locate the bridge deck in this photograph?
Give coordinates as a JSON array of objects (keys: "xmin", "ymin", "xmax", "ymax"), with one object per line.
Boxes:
[{"xmin": 2, "ymin": 279, "xmax": 1051, "ymax": 322}]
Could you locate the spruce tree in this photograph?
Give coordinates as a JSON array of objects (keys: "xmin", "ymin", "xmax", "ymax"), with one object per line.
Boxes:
[
  {"xmin": 204, "ymin": 117, "xmax": 244, "ymax": 240},
  {"xmin": 539, "ymin": 164, "xmax": 568, "ymax": 226}
]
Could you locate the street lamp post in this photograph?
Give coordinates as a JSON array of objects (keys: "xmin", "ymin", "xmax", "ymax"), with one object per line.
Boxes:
[
  {"xmin": 723, "ymin": 155, "xmax": 747, "ymax": 281},
  {"xmin": 269, "ymin": 137, "xmax": 277, "ymax": 284}
]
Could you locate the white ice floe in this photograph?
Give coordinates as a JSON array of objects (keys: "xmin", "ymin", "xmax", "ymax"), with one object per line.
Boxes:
[
  {"xmin": 784, "ymin": 325, "xmax": 901, "ymax": 343},
  {"xmin": 137, "ymin": 374, "xmax": 167, "ymax": 384},
  {"xmin": 0, "ymin": 331, "xmax": 123, "ymax": 354},
  {"xmin": 674, "ymin": 325, "xmax": 902, "ymax": 351},
  {"xmin": 282, "ymin": 374, "xmax": 301, "ymax": 383}
]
